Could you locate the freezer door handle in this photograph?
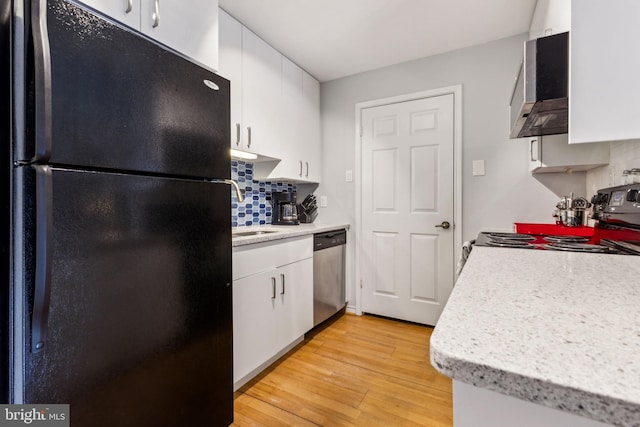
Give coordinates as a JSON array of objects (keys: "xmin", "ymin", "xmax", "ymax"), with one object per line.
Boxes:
[
  {"xmin": 31, "ymin": 165, "xmax": 53, "ymax": 353},
  {"xmin": 31, "ymin": 0, "xmax": 53, "ymax": 162}
]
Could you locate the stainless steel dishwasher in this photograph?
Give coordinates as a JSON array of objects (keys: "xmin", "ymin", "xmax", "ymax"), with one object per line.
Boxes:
[{"xmin": 313, "ymin": 230, "xmax": 347, "ymax": 326}]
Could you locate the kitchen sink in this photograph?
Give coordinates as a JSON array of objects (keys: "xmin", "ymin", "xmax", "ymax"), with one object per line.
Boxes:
[{"xmin": 232, "ymin": 230, "xmax": 279, "ymax": 237}]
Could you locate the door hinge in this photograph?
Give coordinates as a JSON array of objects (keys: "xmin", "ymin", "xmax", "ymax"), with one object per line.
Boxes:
[
  {"xmin": 359, "ymin": 124, "xmax": 363, "ymax": 138},
  {"xmin": 360, "ymin": 279, "xmax": 363, "ymax": 289}
]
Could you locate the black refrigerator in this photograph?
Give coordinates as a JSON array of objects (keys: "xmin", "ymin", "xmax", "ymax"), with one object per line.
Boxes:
[{"xmin": 1, "ymin": 0, "xmax": 234, "ymax": 425}]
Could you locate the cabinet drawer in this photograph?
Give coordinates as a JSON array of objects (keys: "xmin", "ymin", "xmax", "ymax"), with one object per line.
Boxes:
[{"xmin": 233, "ymin": 235, "xmax": 312, "ymax": 280}]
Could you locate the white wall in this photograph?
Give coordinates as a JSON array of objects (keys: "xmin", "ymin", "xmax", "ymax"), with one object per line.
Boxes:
[{"xmin": 318, "ymin": 33, "xmax": 588, "ymax": 308}]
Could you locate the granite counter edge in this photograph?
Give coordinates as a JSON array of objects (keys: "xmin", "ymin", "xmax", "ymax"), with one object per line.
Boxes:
[{"xmin": 429, "ymin": 334, "xmax": 639, "ymax": 427}]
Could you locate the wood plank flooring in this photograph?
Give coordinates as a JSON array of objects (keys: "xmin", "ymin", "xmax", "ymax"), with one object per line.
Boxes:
[{"xmin": 232, "ymin": 313, "xmax": 453, "ymax": 426}]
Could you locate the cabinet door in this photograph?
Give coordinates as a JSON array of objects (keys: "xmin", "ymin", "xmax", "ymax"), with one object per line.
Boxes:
[
  {"xmin": 528, "ymin": 134, "xmax": 609, "ymax": 173},
  {"xmin": 242, "ymin": 27, "xmax": 282, "ymax": 155},
  {"xmin": 218, "ymin": 9, "xmax": 243, "ymax": 149},
  {"xmin": 268, "ymin": 63, "xmax": 321, "ymax": 183},
  {"xmin": 270, "ymin": 57, "xmax": 305, "ymax": 179},
  {"xmin": 79, "ymin": 0, "xmax": 141, "ymax": 28},
  {"xmin": 528, "ymin": 0, "xmax": 570, "ymax": 39},
  {"xmin": 232, "ymin": 269, "xmax": 279, "ymax": 383},
  {"xmin": 276, "ymin": 258, "xmax": 314, "ymax": 348},
  {"xmin": 570, "ymin": 0, "xmax": 640, "ymax": 143},
  {"xmin": 302, "ymin": 71, "xmax": 322, "ymax": 182},
  {"xmin": 140, "ymin": 0, "xmax": 219, "ymax": 71}
]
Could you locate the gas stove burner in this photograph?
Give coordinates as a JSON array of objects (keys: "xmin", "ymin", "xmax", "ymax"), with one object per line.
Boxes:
[
  {"xmin": 488, "ymin": 233, "xmax": 535, "ymax": 241},
  {"xmin": 543, "ymin": 243, "xmax": 617, "ymax": 253},
  {"xmin": 486, "ymin": 240, "xmax": 536, "ymax": 249},
  {"xmin": 543, "ymin": 235, "xmax": 590, "ymax": 244}
]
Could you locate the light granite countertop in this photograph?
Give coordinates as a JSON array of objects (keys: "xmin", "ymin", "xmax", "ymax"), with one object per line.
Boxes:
[
  {"xmin": 232, "ymin": 223, "xmax": 350, "ymax": 247},
  {"xmin": 430, "ymin": 246, "xmax": 640, "ymax": 427}
]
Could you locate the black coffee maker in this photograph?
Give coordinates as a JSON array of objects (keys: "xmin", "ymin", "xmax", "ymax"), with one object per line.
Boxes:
[{"xmin": 271, "ymin": 191, "xmax": 299, "ymax": 225}]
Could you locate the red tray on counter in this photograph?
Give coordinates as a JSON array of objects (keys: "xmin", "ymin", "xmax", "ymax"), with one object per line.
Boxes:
[{"xmin": 514, "ymin": 223, "xmax": 595, "ymax": 237}]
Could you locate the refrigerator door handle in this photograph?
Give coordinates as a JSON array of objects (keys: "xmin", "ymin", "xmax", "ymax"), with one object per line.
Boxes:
[
  {"xmin": 31, "ymin": 0, "xmax": 53, "ymax": 162},
  {"xmin": 31, "ymin": 165, "xmax": 53, "ymax": 353}
]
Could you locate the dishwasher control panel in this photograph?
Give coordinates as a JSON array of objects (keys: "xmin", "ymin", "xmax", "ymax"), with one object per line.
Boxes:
[{"xmin": 313, "ymin": 230, "xmax": 347, "ymax": 250}]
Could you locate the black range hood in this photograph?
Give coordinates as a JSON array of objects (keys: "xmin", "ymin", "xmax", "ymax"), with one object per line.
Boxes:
[{"xmin": 509, "ymin": 32, "xmax": 569, "ymax": 139}]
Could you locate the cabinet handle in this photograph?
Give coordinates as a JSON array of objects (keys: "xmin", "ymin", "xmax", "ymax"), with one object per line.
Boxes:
[
  {"xmin": 305, "ymin": 161, "xmax": 309, "ymax": 178},
  {"xmin": 271, "ymin": 277, "xmax": 276, "ymax": 299},
  {"xmin": 247, "ymin": 126, "xmax": 252, "ymax": 148},
  {"xmin": 125, "ymin": 0, "xmax": 133, "ymax": 13},
  {"xmin": 299, "ymin": 160, "xmax": 303, "ymax": 177},
  {"xmin": 152, "ymin": 0, "xmax": 160, "ymax": 28},
  {"xmin": 280, "ymin": 274, "xmax": 285, "ymax": 295},
  {"xmin": 530, "ymin": 138, "xmax": 538, "ymax": 162},
  {"xmin": 235, "ymin": 123, "xmax": 241, "ymax": 146}
]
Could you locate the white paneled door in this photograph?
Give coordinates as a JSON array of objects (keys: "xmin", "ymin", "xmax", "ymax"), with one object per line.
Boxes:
[{"xmin": 361, "ymin": 94, "xmax": 454, "ymax": 325}]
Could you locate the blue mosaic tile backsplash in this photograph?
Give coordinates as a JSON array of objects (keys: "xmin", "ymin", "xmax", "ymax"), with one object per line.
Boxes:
[{"xmin": 231, "ymin": 160, "xmax": 296, "ymax": 227}]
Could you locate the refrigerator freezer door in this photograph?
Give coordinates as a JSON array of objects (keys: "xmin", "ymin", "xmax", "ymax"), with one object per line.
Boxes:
[
  {"xmin": 23, "ymin": 0, "xmax": 230, "ymax": 179},
  {"xmin": 16, "ymin": 166, "xmax": 232, "ymax": 426}
]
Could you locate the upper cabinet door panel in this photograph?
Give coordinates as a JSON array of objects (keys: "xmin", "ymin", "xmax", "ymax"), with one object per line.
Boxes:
[
  {"xmin": 241, "ymin": 27, "xmax": 282, "ymax": 151},
  {"xmin": 218, "ymin": 9, "xmax": 243, "ymax": 148},
  {"xmin": 140, "ymin": 0, "xmax": 219, "ymax": 71},
  {"xmin": 528, "ymin": 0, "xmax": 570, "ymax": 39},
  {"xmin": 78, "ymin": 0, "xmax": 218, "ymax": 71},
  {"xmin": 279, "ymin": 56, "xmax": 304, "ymax": 160},
  {"xmin": 78, "ymin": 0, "xmax": 142, "ymax": 29},
  {"xmin": 302, "ymin": 71, "xmax": 322, "ymax": 182},
  {"xmin": 570, "ymin": 0, "xmax": 640, "ymax": 144}
]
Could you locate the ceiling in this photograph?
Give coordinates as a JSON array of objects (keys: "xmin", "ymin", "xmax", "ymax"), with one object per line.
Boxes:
[{"xmin": 218, "ymin": 0, "xmax": 538, "ymax": 82}]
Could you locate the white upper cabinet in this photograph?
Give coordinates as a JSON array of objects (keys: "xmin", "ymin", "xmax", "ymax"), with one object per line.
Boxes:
[
  {"xmin": 80, "ymin": 0, "xmax": 142, "ymax": 29},
  {"xmin": 569, "ymin": 0, "xmax": 640, "ymax": 144},
  {"xmin": 301, "ymin": 71, "xmax": 322, "ymax": 183},
  {"xmin": 528, "ymin": 134, "xmax": 608, "ymax": 173},
  {"xmin": 218, "ymin": 10, "xmax": 282, "ymax": 156},
  {"xmin": 241, "ymin": 27, "xmax": 283, "ymax": 155},
  {"xmin": 218, "ymin": 9, "xmax": 244, "ymax": 150},
  {"xmin": 268, "ymin": 57, "xmax": 322, "ymax": 183},
  {"xmin": 139, "ymin": 0, "xmax": 218, "ymax": 71},
  {"xmin": 79, "ymin": 0, "xmax": 219, "ymax": 71},
  {"xmin": 219, "ymin": 8, "xmax": 322, "ymax": 183},
  {"xmin": 531, "ymin": 0, "xmax": 640, "ymax": 144},
  {"xmin": 529, "ymin": 0, "xmax": 570, "ymax": 39},
  {"xmin": 273, "ymin": 57, "xmax": 305, "ymax": 178}
]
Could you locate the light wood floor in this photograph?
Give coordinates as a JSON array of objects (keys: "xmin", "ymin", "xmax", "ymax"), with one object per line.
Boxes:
[{"xmin": 232, "ymin": 313, "xmax": 453, "ymax": 426}]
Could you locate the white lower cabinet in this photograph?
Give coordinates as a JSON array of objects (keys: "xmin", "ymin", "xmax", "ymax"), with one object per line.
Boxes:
[
  {"xmin": 232, "ymin": 236, "xmax": 313, "ymax": 389},
  {"xmin": 454, "ymin": 381, "xmax": 613, "ymax": 427}
]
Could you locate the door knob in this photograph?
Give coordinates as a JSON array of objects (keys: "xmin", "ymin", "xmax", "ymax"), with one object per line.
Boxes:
[{"xmin": 435, "ymin": 221, "xmax": 451, "ymax": 229}]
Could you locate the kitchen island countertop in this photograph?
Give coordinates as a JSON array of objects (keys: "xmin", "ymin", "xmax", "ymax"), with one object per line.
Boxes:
[
  {"xmin": 232, "ymin": 223, "xmax": 350, "ymax": 247},
  {"xmin": 430, "ymin": 246, "xmax": 640, "ymax": 427}
]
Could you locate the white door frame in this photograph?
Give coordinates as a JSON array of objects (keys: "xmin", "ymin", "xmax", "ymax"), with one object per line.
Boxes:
[{"xmin": 354, "ymin": 85, "xmax": 462, "ymax": 316}]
